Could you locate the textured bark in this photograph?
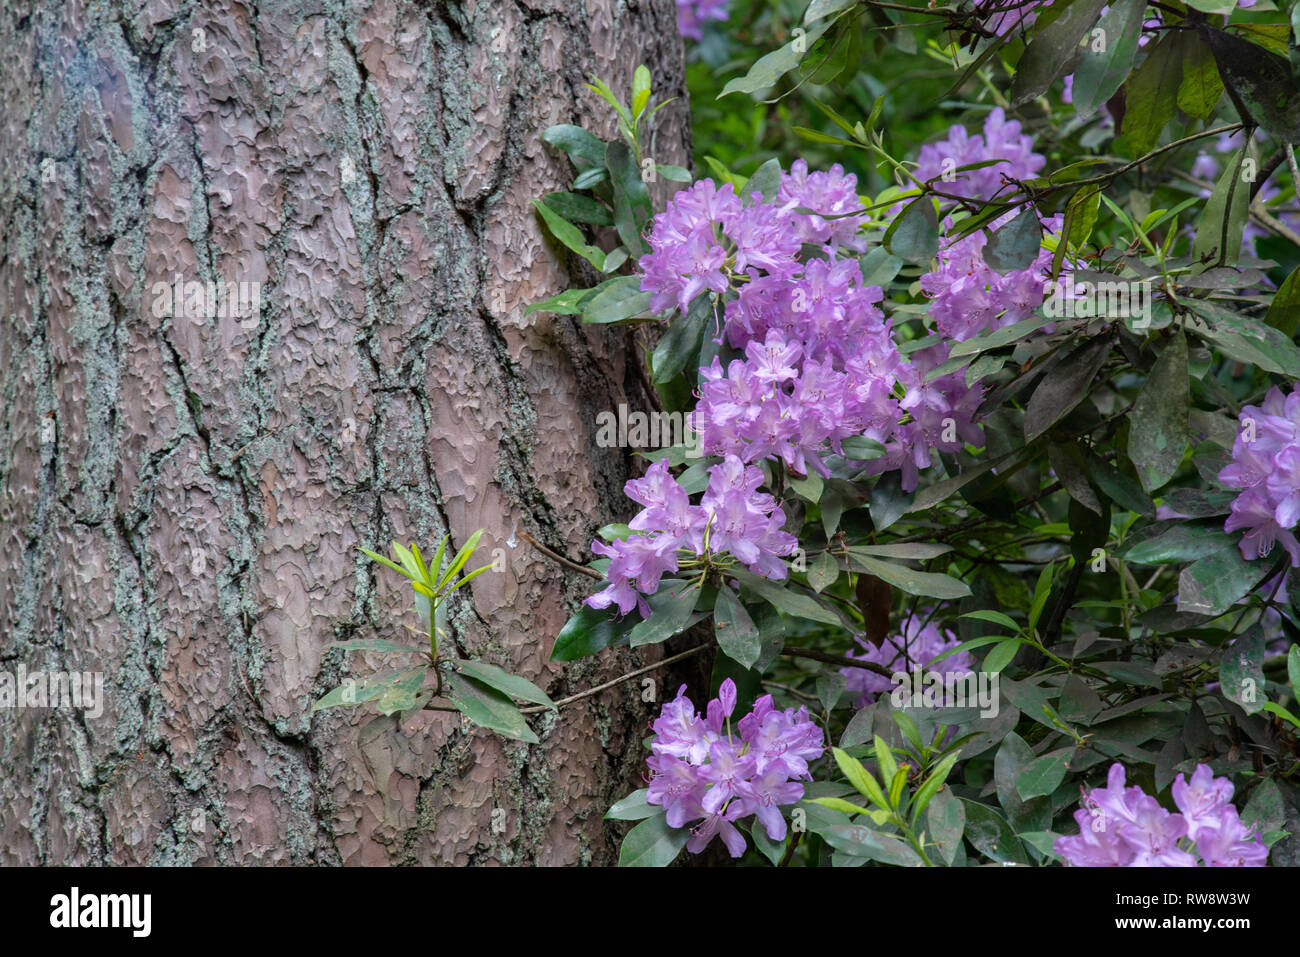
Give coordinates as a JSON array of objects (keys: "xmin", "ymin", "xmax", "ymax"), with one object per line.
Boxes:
[{"xmin": 0, "ymin": 0, "xmax": 689, "ymax": 865}]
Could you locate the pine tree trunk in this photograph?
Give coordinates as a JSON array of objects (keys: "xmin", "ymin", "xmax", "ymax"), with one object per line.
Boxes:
[{"xmin": 0, "ymin": 0, "xmax": 689, "ymax": 865}]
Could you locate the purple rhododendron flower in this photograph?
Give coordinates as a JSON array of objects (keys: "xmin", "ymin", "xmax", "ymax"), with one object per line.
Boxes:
[
  {"xmin": 585, "ymin": 456, "xmax": 796, "ymax": 615},
  {"xmin": 644, "ymin": 678, "xmax": 825, "ymax": 856},
  {"xmin": 1219, "ymin": 385, "xmax": 1300, "ymax": 566},
  {"xmin": 840, "ymin": 611, "xmax": 974, "ymax": 707},
  {"xmin": 1055, "ymin": 763, "xmax": 1267, "ymax": 867}
]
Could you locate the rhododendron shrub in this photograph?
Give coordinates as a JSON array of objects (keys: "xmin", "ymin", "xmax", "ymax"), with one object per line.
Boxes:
[{"xmin": 532, "ymin": 0, "xmax": 1300, "ymax": 867}]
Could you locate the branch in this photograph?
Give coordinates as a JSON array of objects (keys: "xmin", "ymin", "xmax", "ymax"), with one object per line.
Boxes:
[
  {"xmin": 519, "ymin": 528, "xmax": 603, "ymax": 580},
  {"xmin": 518, "ymin": 644, "xmax": 708, "ymax": 713}
]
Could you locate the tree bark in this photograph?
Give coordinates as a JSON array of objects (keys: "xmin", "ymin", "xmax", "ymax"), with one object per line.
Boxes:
[{"xmin": 0, "ymin": 0, "xmax": 689, "ymax": 865}]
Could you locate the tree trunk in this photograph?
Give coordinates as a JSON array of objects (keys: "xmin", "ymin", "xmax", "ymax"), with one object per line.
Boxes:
[{"xmin": 0, "ymin": 0, "xmax": 689, "ymax": 865}]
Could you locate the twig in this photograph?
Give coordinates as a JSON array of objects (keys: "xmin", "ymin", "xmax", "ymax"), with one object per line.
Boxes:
[
  {"xmin": 518, "ymin": 528, "xmax": 602, "ymax": 580},
  {"xmin": 762, "ymin": 680, "xmax": 820, "ymax": 704},
  {"xmin": 781, "ymin": 647, "xmax": 892, "ymax": 678},
  {"xmin": 519, "ymin": 645, "xmax": 708, "ymax": 713}
]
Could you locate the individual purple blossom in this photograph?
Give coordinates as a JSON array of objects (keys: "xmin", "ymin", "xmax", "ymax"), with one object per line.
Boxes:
[
  {"xmin": 1196, "ymin": 806, "xmax": 1269, "ymax": 867},
  {"xmin": 1172, "ymin": 764, "xmax": 1235, "ymax": 842},
  {"xmin": 644, "ymin": 678, "xmax": 825, "ymax": 857}
]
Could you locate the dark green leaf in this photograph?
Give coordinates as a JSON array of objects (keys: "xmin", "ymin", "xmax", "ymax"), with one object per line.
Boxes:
[
  {"xmin": 453, "ymin": 659, "xmax": 555, "ymax": 710},
  {"xmin": 1128, "ymin": 330, "xmax": 1189, "ymax": 493},
  {"xmin": 607, "ymin": 141, "xmax": 653, "ymax": 255},
  {"xmin": 582, "ymin": 275, "xmax": 652, "ymax": 324},
  {"xmin": 446, "ymin": 671, "xmax": 539, "ymax": 743},
  {"xmin": 618, "ymin": 811, "xmax": 689, "ymax": 867},
  {"xmin": 1220, "ymin": 625, "xmax": 1266, "ymax": 716},
  {"xmin": 1024, "ymin": 335, "xmax": 1111, "ymax": 442},
  {"xmin": 984, "ymin": 209, "xmax": 1043, "ymax": 274},
  {"xmin": 1011, "ymin": 0, "xmax": 1108, "ymax": 107},
  {"xmin": 628, "ymin": 581, "xmax": 701, "ymax": 647},
  {"xmin": 846, "ymin": 553, "xmax": 971, "ymax": 600},
  {"xmin": 606, "ymin": 789, "xmax": 657, "ymax": 821},
  {"xmin": 714, "ymin": 585, "xmax": 761, "ymax": 669},
  {"xmin": 884, "ymin": 196, "xmax": 938, "ymax": 265},
  {"xmin": 1071, "ymin": 0, "xmax": 1146, "ymax": 116}
]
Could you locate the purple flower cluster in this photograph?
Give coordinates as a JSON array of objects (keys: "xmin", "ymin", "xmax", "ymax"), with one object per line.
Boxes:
[
  {"xmin": 914, "ymin": 108, "xmax": 1045, "ymax": 204},
  {"xmin": 921, "ymin": 210, "xmax": 1063, "ymax": 342},
  {"xmin": 1219, "ymin": 385, "xmax": 1300, "ymax": 566},
  {"xmin": 586, "ymin": 456, "xmax": 797, "ymax": 615},
  {"xmin": 639, "ymin": 163, "xmax": 867, "ymax": 315},
  {"xmin": 646, "ymin": 678, "xmax": 825, "ymax": 856},
  {"xmin": 1055, "ymin": 763, "xmax": 1268, "ymax": 867},
  {"xmin": 840, "ymin": 612, "xmax": 975, "ymax": 707},
  {"xmin": 675, "ymin": 0, "xmax": 728, "ymax": 41}
]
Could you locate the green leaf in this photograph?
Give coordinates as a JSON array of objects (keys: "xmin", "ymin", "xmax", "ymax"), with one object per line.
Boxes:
[
  {"xmin": 730, "ymin": 567, "xmax": 843, "ymax": 625},
  {"xmin": 532, "ymin": 199, "xmax": 605, "ymax": 270},
  {"xmin": 628, "ymin": 581, "xmax": 701, "ymax": 647},
  {"xmin": 912, "ymin": 751, "xmax": 961, "ymax": 819},
  {"xmin": 1028, "ymin": 563, "xmax": 1056, "ymax": 631},
  {"xmin": 1024, "ymin": 335, "xmax": 1112, "ymax": 442},
  {"xmin": 981, "ymin": 639, "xmax": 1022, "ymax": 675},
  {"xmin": 582, "ymin": 275, "xmax": 652, "ymax": 324},
  {"xmin": 1264, "ymin": 266, "xmax": 1300, "ymax": 338},
  {"xmin": 606, "ymin": 141, "xmax": 653, "ymax": 255},
  {"xmin": 542, "ymin": 191, "xmax": 613, "ymax": 226},
  {"xmin": 809, "ymin": 795, "xmax": 874, "ymax": 816},
  {"xmin": 1071, "ymin": 0, "xmax": 1146, "ymax": 117},
  {"xmin": 618, "ymin": 811, "xmax": 689, "ymax": 867},
  {"xmin": 525, "ymin": 287, "xmax": 593, "ymax": 317},
  {"xmin": 1289, "ymin": 645, "xmax": 1300, "ymax": 701},
  {"xmin": 632, "ymin": 64, "xmax": 651, "ymax": 115},
  {"xmin": 924, "ymin": 787, "xmax": 966, "ymax": 866},
  {"xmin": 832, "ymin": 747, "xmax": 890, "ymax": 811},
  {"xmin": 652, "ymin": 294, "xmax": 710, "ymax": 384},
  {"xmin": 714, "ymin": 585, "xmax": 761, "ymax": 669},
  {"xmin": 1203, "ymin": 26, "xmax": 1300, "ymax": 144},
  {"xmin": 805, "ymin": 0, "xmax": 858, "ymax": 23},
  {"xmin": 840, "ymin": 435, "xmax": 887, "ymax": 460},
  {"xmin": 961, "ymin": 800, "xmax": 1029, "ymax": 865},
  {"xmin": 742, "ymin": 158, "xmax": 783, "ymax": 205},
  {"xmin": 948, "ymin": 313, "xmax": 1052, "ymax": 358},
  {"xmin": 869, "ymin": 472, "xmax": 913, "ymax": 531},
  {"xmin": 446, "ymin": 671, "xmax": 539, "ymax": 743},
  {"xmin": 960, "ymin": 610, "xmax": 1021, "ymax": 633},
  {"xmin": 551, "ymin": 603, "xmax": 638, "ymax": 661},
  {"xmin": 1017, "ymin": 749, "xmax": 1072, "ymax": 800},
  {"xmin": 807, "ymin": 550, "xmax": 839, "ymax": 594},
  {"xmin": 1177, "ymin": 547, "xmax": 1265, "ymax": 617},
  {"xmin": 1083, "ymin": 456, "xmax": 1154, "ymax": 516},
  {"xmin": 720, "ymin": 19, "xmax": 835, "ymax": 97},
  {"xmin": 1010, "ymin": 0, "xmax": 1109, "ymax": 107},
  {"xmin": 374, "ymin": 666, "xmax": 428, "ymax": 716},
  {"xmin": 984, "ymin": 209, "xmax": 1043, "ymax": 274},
  {"xmin": 1177, "ymin": 32, "xmax": 1225, "ymax": 121},
  {"xmin": 438, "ymin": 529, "xmax": 485, "ymax": 590},
  {"xmin": 1219, "ymin": 625, "xmax": 1266, "ymax": 716},
  {"xmin": 1191, "ymin": 148, "xmax": 1253, "ymax": 267},
  {"xmin": 845, "ymin": 553, "xmax": 971, "ymax": 600},
  {"xmin": 1128, "ymin": 330, "xmax": 1189, "ymax": 493},
  {"xmin": 606, "ymin": 788, "xmax": 656, "ymax": 821},
  {"xmin": 312, "ymin": 665, "xmax": 428, "ymax": 714},
  {"xmin": 853, "ymin": 543, "xmax": 952, "ymax": 561},
  {"xmin": 884, "ymin": 196, "xmax": 938, "ymax": 265},
  {"xmin": 327, "ymin": 639, "xmax": 425, "ymax": 654},
  {"xmin": 541, "ymin": 124, "xmax": 607, "ymax": 168},
  {"xmin": 1122, "ymin": 523, "xmax": 1233, "ymax": 565},
  {"xmin": 452, "ymin": 659, "xmax": 555, "ymax": 710},
  {"xmin": 655, "ymin": 163, "xmax": 692, "ymax": 183},
  {"xmin": 1113, "ymin": 30, "xmax": 1187, "ymax": 157},
  {"xmin": 859, "ymin": 246, "xmax": 903, "ymax": 288}
]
